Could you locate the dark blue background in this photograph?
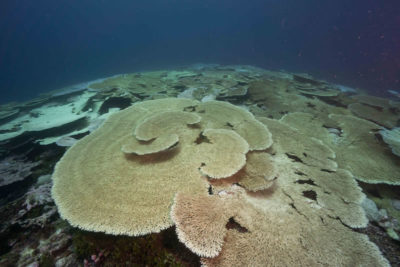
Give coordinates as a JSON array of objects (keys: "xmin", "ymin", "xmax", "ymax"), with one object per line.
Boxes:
[{"xmin": 1, "ymin": 0, "xmax": 399, "ymax": 103}]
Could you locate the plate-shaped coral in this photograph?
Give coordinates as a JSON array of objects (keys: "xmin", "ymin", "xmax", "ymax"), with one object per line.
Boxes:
[{"xmin": 51, "ymin": 98, "xmax": 272, "ymax": 236}]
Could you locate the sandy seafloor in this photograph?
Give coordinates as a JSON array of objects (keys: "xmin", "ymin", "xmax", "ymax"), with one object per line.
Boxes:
[{"xmin": 0, "ymin": 64, "xmax": 399, "ymax": 266}]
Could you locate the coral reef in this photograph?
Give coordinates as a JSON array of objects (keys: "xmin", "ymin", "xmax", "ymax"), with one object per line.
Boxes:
[
  {"xmin": 0, "ymin": 180, "xmax": 74, "ymax": 266},
  {"xmin": 349, "ymin": 95, "xmax": 400, "ymax": 128},
  {"xmin": 280, "ymin": 112, "xmax": 400, "ymax": 184},
  {"xmin": 0, "ymin": 65, "xmax": 399, "ymax": 266},
  {"xmin": 0, "ymin": 156, "xmax": 40, "ymax": 187},
  {"xmin": 380, "ymin": 127, "xmax": 400, "ymax": 157},
  {"xmin": 51, "ymin": 98, "xmax": 272, "ymax": 236}
]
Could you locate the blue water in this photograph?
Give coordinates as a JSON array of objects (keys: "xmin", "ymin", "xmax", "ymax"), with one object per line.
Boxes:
[{"xmin": 0, "ymin": 0, "xmax": 399, "ymax": 103}]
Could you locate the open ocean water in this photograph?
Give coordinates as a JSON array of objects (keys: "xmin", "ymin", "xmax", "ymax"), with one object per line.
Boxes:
[{"xmin": 0, "ymin": 0, "xmax": 399, "ymax": 103}]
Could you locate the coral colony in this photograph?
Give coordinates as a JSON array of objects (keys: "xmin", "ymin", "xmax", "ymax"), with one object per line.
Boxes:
[{"xmin": 0, "ymin": 65, "xmax": 399, "ymax": 266}]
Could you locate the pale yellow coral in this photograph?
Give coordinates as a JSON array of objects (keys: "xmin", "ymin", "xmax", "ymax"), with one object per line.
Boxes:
[
  {"xmin": 280, "ymin": 112, "xmax": 400, "ymax": 185},
  {"xmin": 52, "ymin": 98, "xmax": 272, "ymax": 236},
  {"xmin": 171, "ymin": 192, "xmax": 239, "ymax": 258},
  {"xmin": 134, "ymin": 111, "xmax": 201, "ymax": 141},
  {"xmin": 121, "ymin": 133, "xmax": 179, "ymax": 155},
  {"xmin": 173, "ymin": 117, "xmax": 387, "ymax": 267},
  {"xmin": 197, "ymin": 101, "xmax": 273, "ymax": 150},
  {"xmin": 197, "ymin": 129, "xmax": 249, "ymax": 179},
  {"xmin": 202, "ymin": 205, "xmax": 388, "ymax": 267},
  {"xmin": 257, "ymin": 116, "xmax": 337, "ymax": 171},
  {"xmin": 204, "ymin": 152, "xmax": 277, "ymax": 192},
  {"xmin": 172, "ymin": 169, "xmax": 385, "ymax": 266},
  {"xmin": 349, "ymin": 95, "xmax": 400, "ymax": 128}
]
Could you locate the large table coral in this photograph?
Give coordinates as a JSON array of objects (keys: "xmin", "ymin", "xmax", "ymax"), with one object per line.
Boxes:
[
  {"xmin": 52, "ymin": 98, "xmax": 272, "ymax": 236},
  {"xmin": 173, "ymin": 117, "xmax": 388, "ymax": 266},
  {"xmin": 52, "ymin": 98, "xmax": 390, "ymax": 266}
]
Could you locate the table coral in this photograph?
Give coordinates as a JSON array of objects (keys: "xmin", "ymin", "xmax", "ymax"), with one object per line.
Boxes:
[
  {"xmin": 52, "ymin": 98, "xmax": 271, "ymax": 236},
  {"xmin": 171, "ymin": 117, "xmax": 388, "ymax": 267},
  {"xmin": 380, "ymin": 127, "xmax": 400, "ymax": 157},
  {"xmin": 280, "ymin": 112, "xmax": 400, "ymax": 185}
]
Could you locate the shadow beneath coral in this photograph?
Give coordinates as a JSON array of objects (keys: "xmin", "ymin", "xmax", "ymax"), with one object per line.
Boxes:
[
  {"xmin": 124, "ymin": 145, "xmax": 180, "ymax": 165},
  {"xmin": 71, "ymin": 226, "xmax": 200, "ymax": 266}
]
